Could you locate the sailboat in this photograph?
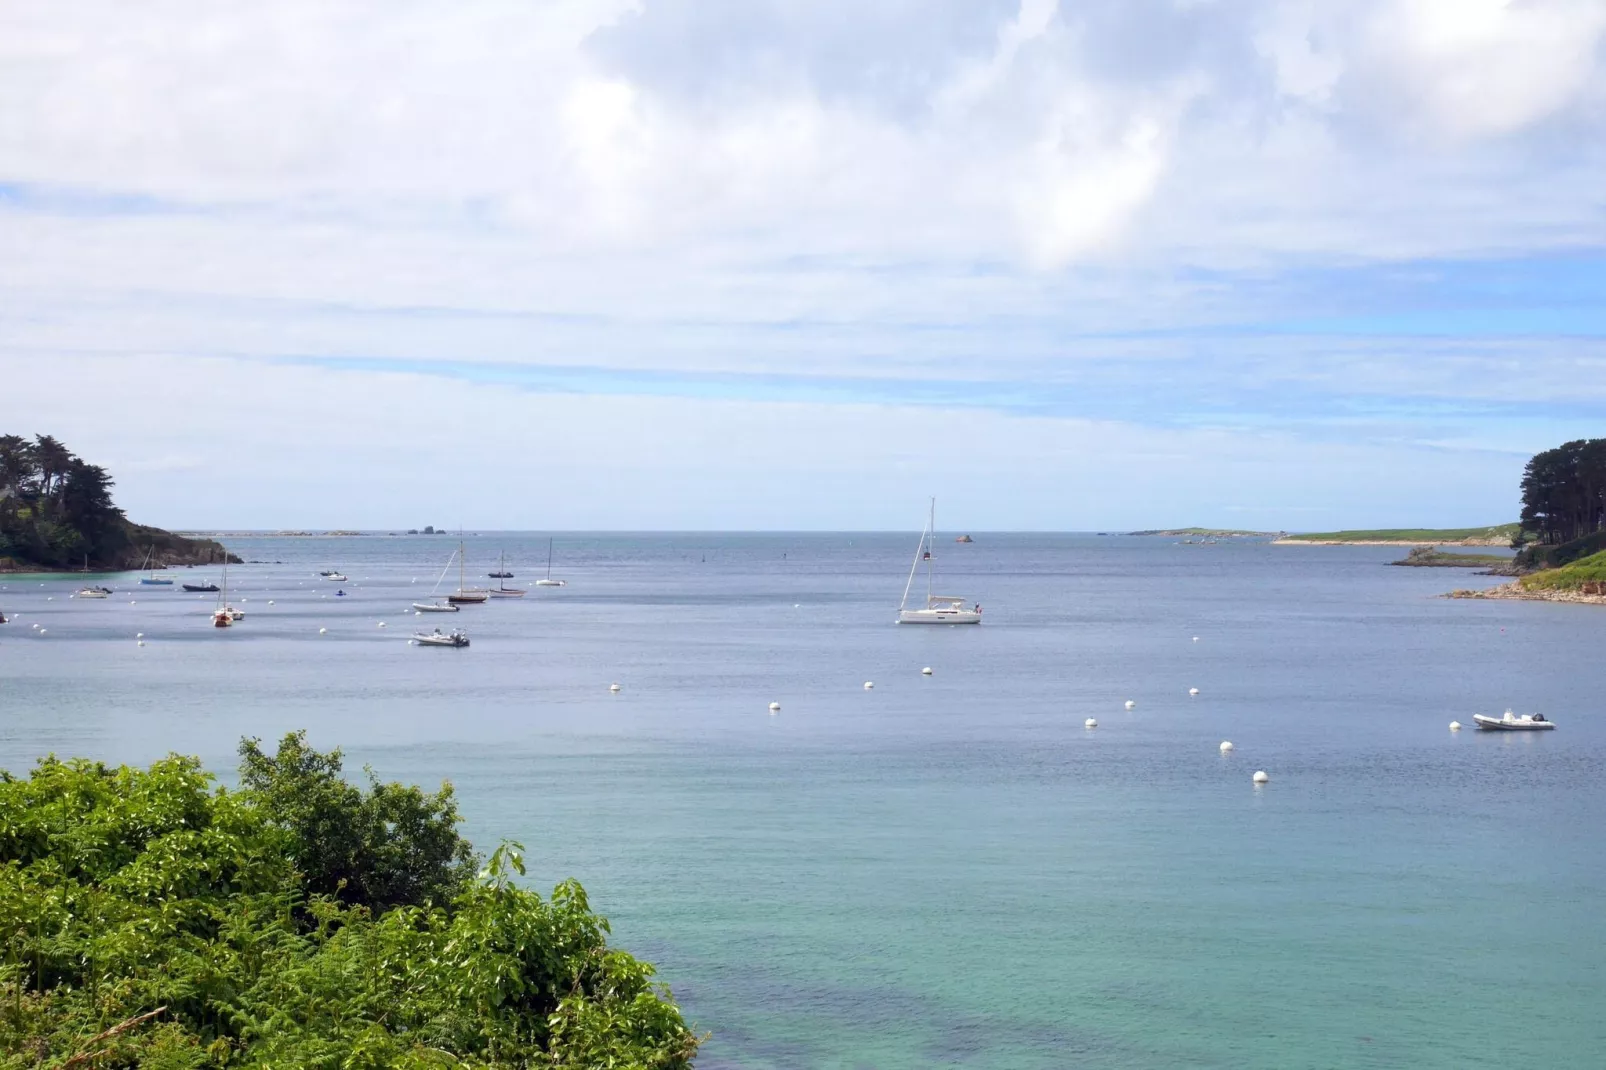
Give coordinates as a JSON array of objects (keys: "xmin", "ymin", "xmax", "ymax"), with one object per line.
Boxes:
[
  {"xmin": 534, "ymin": 538, "xmax": 566, "ymax": 587},
  {"xmin": 487, "ymin": 551, "xmax": 525, "ymax": 597},
  {"xmin": 447, "ymin": 538, "xmax": 489, "ymax": 605},
  {"xmin": 211, "ymin": 558, "xmax": 242, "ymax": 627},
  {"xmin": 897, "ymin": 498, "xmax": 981, "ymax": 625},
  {"xmin": 414, "ymin": 548, "xmax": 463, "ymax": 612},
  {"xmin": 138, "ymin": 546, "xmax": 173, "ymax": 585},
  {"xmin": 76, "ymin": 554, "xmax": 112, "ymax": 597}
]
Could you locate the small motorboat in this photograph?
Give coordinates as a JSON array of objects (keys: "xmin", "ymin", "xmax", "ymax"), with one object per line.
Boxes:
[
  {"xmin": 488, "ymin": 570, "xmax": 514, "ymax": 579},
  {"xmin": 325, "ymin": 572, "xmax": 348, "ymax": 582},
  {"xmin": 413, "ymin": 627, "xmax": 469, "ymax": 648},
  {"xmin": 77, "ymin": 587, "xmax": 111, "ymax": 599},
  {"xmin": 182, "ymin": 582, "xmax": 220, "ymax": 593},
  {"xmin": 413, "ymin": 601, "xmax": 459, "ymax": 613},
  {"xmin": 139, "ymin": 576, "xmax": 174, "ymax": 586},
  {"xmin": 1473, "ymin": 710, "xmax": 1555, "ymax": 731}
]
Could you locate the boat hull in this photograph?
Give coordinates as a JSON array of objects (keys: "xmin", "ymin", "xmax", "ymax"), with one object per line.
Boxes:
[
  {"xmin": 139, "ymin": 579, "xmax": 173, "ymax": 586},
  {"xmin": 182, "ymin": 584, "xmax": 219, "ymax": 592},
  {"xmin": 898, "ymin": 610, "xmax": 982, "ymax": 625},
  {"xmin": 534, "ymin": 579, "xmax": 566, "ymax": 587},
  {"xmin": 413, "ymin": 633, "xmax": 469, "ymax": 647},
  {"xmin": 447, "ymin": 592, "xmax": 489, "ymax": 604},
  {"xmin": 1472, "ymin": 714, "xmax": 1555, "ymax": 731},
  {"xmin": 413, "ymin": 602, "xmax": 459, "ymax": 613},
  {"xmin": 488, "ymin": 588, "xmax": 526, "ymax": 598}
]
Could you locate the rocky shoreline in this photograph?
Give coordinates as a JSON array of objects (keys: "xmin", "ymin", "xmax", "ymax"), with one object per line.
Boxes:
[{"xmin": 1447, "ymin": 582, "xmax": 1606, "ymax": 606}]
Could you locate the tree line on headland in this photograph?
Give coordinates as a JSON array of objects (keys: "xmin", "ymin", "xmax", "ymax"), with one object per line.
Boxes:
[
  {"xmin": 0, "ymin": 433, "xmax": 234, "ymax": 571},
  {"xmin": 0, "ymin": 733, "xmax": 700, "ymax": 1066},
  {"xmin": 1519, "ymin": 438, "xmax": 1606, "ymax": 546}
]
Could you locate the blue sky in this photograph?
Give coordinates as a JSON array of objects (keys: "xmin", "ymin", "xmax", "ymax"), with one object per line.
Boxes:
[{"xmin": 1, "ymin": 0, "xmax": 1603, "ymax": 530}]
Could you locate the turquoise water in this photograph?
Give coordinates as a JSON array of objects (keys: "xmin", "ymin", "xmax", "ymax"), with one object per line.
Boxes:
[{"xmin": 2, "ymin": 534, "xmax": 1602, "ymax": 1067}]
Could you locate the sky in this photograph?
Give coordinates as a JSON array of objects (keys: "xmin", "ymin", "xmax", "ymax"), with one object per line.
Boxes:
[{"xmin": 1, "ymin": 0, "xmax": 1604, "ymax": 531}]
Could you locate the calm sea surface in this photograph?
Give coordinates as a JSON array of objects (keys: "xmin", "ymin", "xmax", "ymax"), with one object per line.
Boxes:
[{"xmin": 2, "ymin": 533, "xmax": 1602, "ymax": 1068}]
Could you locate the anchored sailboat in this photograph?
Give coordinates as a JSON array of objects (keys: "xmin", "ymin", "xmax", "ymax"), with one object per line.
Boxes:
[
  {"xmin": 534, "ymin": 537, "xmax": 566, "ymax": 587},
  {"xmin": 488, "ymin": 551, "xmax": 525, "ymax": 597},
  {"xmin": 448, "ymin": 538, "xmax": 489, "ymax": 604},
  {"xmin": 897, "ymin": 499, "xmax": 981, "ymax": 625}
]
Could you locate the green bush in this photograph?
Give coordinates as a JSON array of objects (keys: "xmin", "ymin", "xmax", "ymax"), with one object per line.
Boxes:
[{"xmin": 0, "ymin": 739, "xmax": 700, "ymax": 1068}]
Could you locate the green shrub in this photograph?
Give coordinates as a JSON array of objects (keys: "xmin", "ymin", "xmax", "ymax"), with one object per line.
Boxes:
[{"xmin": 0, "ymin": 740, "xmax": 699, "ymax": 1068}]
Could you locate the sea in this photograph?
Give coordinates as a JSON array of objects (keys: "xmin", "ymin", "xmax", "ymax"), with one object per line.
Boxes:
[{"xmin": 1, "ymin": 533, "xmax": 1602, "ymax": 1069}]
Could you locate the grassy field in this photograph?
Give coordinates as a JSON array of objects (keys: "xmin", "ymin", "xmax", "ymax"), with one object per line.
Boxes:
[
  {"xmin": 1280, "ymin": 523, "xmax": 1521, "ymax": 544},
  {"xmin": 1521, "ymin": 549, "xmax": 1606, "ymax": 590}
]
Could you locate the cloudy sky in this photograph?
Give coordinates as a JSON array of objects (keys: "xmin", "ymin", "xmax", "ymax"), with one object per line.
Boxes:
[{"xmin": 2, "ymin": 0, "xmax": 1603, "ymax": 530}]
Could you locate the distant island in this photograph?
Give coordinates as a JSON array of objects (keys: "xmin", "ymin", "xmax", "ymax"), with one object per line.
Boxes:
[
  {"xmin": 1276, "ymin": 524, "xmax": 1521, "ymax": 546},
  {"xmin": 0, "ymin": 433, "xmax": 237, "ymax": 572},
  {"xmin": 1127, "ymin": 528, "xmax": 1282, "ymax": 537}
]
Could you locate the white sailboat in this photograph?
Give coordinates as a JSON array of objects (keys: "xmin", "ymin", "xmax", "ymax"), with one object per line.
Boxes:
[
  {"xmin": 897, "ymin": 498, "xmax": 982, "ymax": 625},
  {"xmin": 534, "ymin": 537, "xmax": 566, "ymax": 587},
  {"xmin": 211, "ymin": 559, "xmax": 242, "ymax": 627},
  {"xmin": 414, "ymin": 549, "xmax": 463, "ymax": 612}
]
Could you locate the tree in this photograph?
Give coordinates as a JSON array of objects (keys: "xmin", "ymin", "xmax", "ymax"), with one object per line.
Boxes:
[
  {"xmin": 30, "ymin": 434, "xmax": 73, "ymax": 498},
  {"xmin": 1520, "ymin": 438, "xmax": 1606, "ymax": 545},
  {"xmin": 237, "ymin": 731, "xmax": 479, "ymax": 911}
]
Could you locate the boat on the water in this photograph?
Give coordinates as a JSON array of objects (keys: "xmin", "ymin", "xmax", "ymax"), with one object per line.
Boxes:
[
  {"xmin": 138, "ymin": 546, "xmax": 173, "ymax": 585},
  {"xmin": 182, "ymin": 582, "xmax": 220, "ymax": 593},
  {"xmin": 325, "ymin": 572, "xmax": 348, "ymax": 582},
  {"xmin": 534, "ymin": 537, "xmax": 566, "ymax": 587},
  {"xmin": 488, "ymin": 551, "xmax": 525, "ymax": 596},
  {"xmin": 898, "ymin": 499, "xmax": 981, "ymax": 625},
  {"xmin": 413, "ymin": 601, "xmax": 459, "ymax": 613},
  {"xmin": 211, "ymin": 559, "xmax": 242, "ymax": 627},
  {"xmin": 413, "ymin": 627, "xmax": 469, "ymax": 648},
  {"xmin": 447, "ymin": 539, "xmax": 489, "ymax": 604},
  {"xmin": 76, "ymin": 586, "xmax": 111, "ymax": 599},
  {"xmin": 1473, "ymin": 710, "xmax": 1555, "ymax": 731}
]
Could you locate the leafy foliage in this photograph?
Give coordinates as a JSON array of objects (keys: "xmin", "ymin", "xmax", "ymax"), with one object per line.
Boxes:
[
  {"xmin": 237, "ymin": 732, "xmax": 477, "ymax": 913},
  {"xmin": 0, "ymin": 741, "xmax": 700, "ymax": 1068},
  {"xmin": 1519, "ymin": 439, "xmax": 1606, "ymax": 547}
]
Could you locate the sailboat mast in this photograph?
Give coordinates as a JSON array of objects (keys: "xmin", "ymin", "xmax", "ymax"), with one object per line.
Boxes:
[
  {"xmin": 926, "ymin": 497, "xmax": 935, "ymax": 604},
  {"xmin": 459, "ymin": 537, "xmax": 465, "ymax": 592},
  {"xmin": 547, "ymin": 537, "xmax": 553, "ymax": 580}
]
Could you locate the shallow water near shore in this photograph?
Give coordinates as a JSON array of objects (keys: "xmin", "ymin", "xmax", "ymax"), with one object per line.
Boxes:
[{"xmin": 2, "ymin": 533, "xmax": 1603, "ymax": 1068}]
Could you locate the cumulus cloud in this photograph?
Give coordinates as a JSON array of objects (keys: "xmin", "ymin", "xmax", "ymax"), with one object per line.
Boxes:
[{"xmin": 0, "ymin": 0, "xmax": 1603, "ymax": 525}]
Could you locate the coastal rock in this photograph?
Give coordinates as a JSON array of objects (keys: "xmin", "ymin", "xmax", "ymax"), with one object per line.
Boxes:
[{"xmin": 1447, "ymin": 582, "xmax": 1606, "ymax": 606}]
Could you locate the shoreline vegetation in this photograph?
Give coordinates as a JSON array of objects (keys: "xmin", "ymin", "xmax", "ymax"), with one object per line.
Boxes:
[
  {"xmin": 0, "ymin": 733, "xmax": 699, "ymax": 1066},
  {"xmin": 1275, "ymin": 523, "xmax": 1522, "ymax": 546},
  {"xmin": 1389, "ymin": 547, "xmax": 1514, "ymax": 571},
  {"xmin": 1, "ymin": 433, "xmax": 238, "ymax": 573}
]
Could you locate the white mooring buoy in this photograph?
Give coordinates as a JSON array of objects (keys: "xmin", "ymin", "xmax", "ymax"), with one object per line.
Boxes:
[
  {"xmin": 921, "ymin": 667, "xmax": 933, "ymax": 676},
  {"xmin": 768, "ymin": 701, "xmax": 782, "ymax": 712},
  {"xmin": 1252, "ymin": 770, "xmax": 1269, "ymax": 784},
  {"xmin": 1085, "ymin": 718, "xmax": 1098, "ymax": 728},
  {"xmin": 1220, "ymin": 741, "xmax": 1234, "ymax": 752},
  {"xmin": 378, "ymin": 622, "xmax": 386, "ymax": 628},
  {"xmin": 1189, "ymin": 687, "xmax": 1200, "ymax": 696},
  {"xmin": 136, "ymin": 633, "xmax": 144, "ymax": 639},
  {"xmin": 610, "ymin": 683, "xmax": 621, "ymax": 693},
  {"xmin": 1192, "ymin": 636, "xmax": 1200, "ymax": 642},
  {"xmin": 1449, "ymin": 721, "xmax": 1462, "ymax": 731},
  {"xmin": 319, "ymin": 627, "xmax": 327, "ymax": 635},
  {"xmin": 1124, "ymin": 699, "xmax": 1135, "ymax": 709},
  {"xmin": 864, "ymin": 681, "xmax": 874, "ymax": 690},
  {"xmin": 137, "ymin": 640, "xmax": 145, "ymax": 647}
]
